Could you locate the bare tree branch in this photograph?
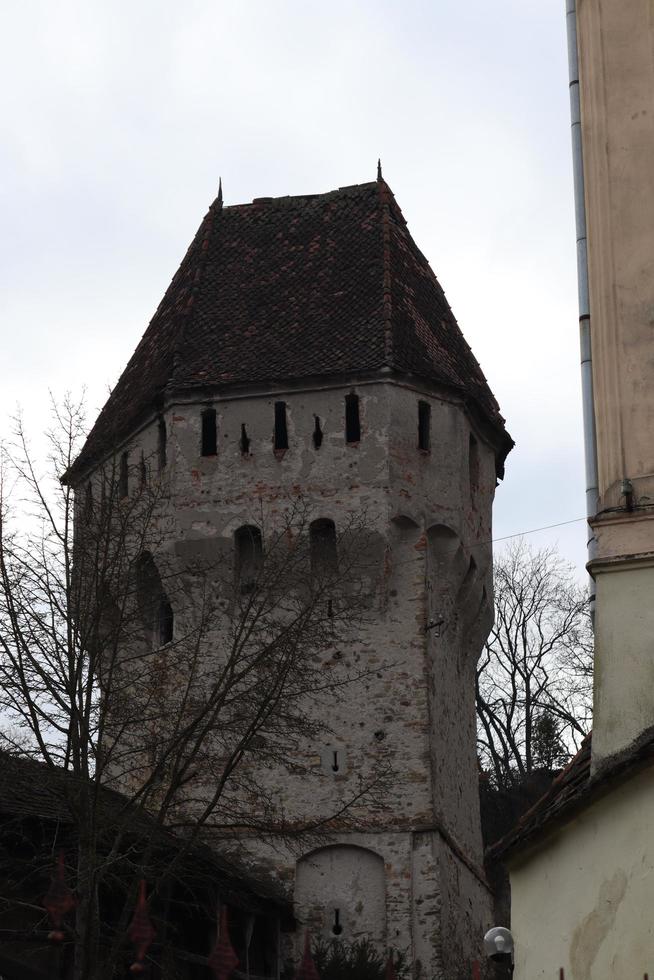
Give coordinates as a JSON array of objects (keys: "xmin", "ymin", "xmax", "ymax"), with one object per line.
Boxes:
[{"xmin": 476, "ymin": 539, "xmax": 593, "ymax": 788}]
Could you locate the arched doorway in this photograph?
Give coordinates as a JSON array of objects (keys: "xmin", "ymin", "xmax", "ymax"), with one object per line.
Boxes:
[{"xmin": 295, "ymin": 845, "xmax": 386, "ymax": 945}]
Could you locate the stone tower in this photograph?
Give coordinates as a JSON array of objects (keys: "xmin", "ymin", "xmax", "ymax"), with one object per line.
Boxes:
[{"xmin": 71, "ymin": 176, "xmax": 512, "ymax": 978}]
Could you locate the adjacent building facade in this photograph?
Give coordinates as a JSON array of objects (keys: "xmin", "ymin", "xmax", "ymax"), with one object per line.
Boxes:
[
  {"xmin": 499, "ymin": 3, "xmax": 654, "ymax": 976},
  {"xmin": 71, "ymin": 175, "xmax": 511, "ymax": 977}
]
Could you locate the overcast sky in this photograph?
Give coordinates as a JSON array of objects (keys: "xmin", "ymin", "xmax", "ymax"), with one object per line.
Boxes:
[{"xmin": 0, "ymin": 0, "xmax": 589, "ymax": 577}]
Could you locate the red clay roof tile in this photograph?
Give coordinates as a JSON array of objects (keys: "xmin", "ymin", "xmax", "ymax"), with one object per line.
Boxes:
[{"xmin": 71, "ymin": 179, "xmax": 512, "ymax": 477}]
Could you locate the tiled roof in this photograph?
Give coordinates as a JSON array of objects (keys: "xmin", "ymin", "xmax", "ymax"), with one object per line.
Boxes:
[
  {"xmin": 488, "ymin": 736, "xmax": 592, "ymax": 859},
  {"xmin": 0, "ymin": 753, "xmax": 290, "ymax": 914},
  {"xmin": 490, "ymin": 724, "xmax": 654, "ymax": 860},
  {"xmin": 70, "ymin": 178, "xmax": 512, "ymax": 478}
]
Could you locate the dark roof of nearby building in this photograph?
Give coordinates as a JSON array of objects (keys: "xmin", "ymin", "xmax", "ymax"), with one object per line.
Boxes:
[
  {"xmin": 490, "ymin": 724, "xmax": 654, "ymax": 861},
  {"xmin": 70, "ymin": 178, "xmax": 512, "ymax": 479},
  {"xmin": 0, "ymin": 753, "xmax": 291, "ymax": 916}
]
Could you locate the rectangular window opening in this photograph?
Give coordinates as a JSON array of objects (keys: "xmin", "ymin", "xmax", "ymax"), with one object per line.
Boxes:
[
  {"xmin": 240, "ymin": 423, "xmax": 251, "ymax": 455},
  {"xmin": 158, "ymin": 597, "xmax": 174, "ymax": 646},
  {"xmin": 119, "ymin": 452, "xmax": 129, "ymax": 499},
  {"xmin": 84, "ymin": 483, "xmax": 93, "ymax": 523},
  {"xmin": 345, "ymin": 393, "xmax": 360, "ymax": 444},
  {"xmin": 158, "ymin": 417, "xmax": 167, "ymax": 471},
  {"xmin": 274, "ymin": 402, "xmax": 288, "ymax": 451},
  {"xmin": 418, "ymin": 400, "xmax": 431, "ymax": 452},
  {"xmin": 313, "ymin": 415, "xmax": 323, "ymax": 449},
  {"xmin": 201, "ymin": 408, "xmax": 217, "ymax": 456},
  {"xmin": 469, "ymin": 432, "xmax": 480, "ymax": 495}
]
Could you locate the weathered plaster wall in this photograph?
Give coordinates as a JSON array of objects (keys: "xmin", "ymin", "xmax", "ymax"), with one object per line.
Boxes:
[
  {"xmin": 509, "ymin": 766, "xmax": 654, "ymax": 979},
  {"xmin": 576, "ymin": 0, "xmax": 654, "ymax": 768},
  {"xmin": 83, "ymin": 377, "xmax": 495, "ymax": 975},
  {"xmin": 592, "ymin": 560, "xmax": 654, "ymax": 762},
  {"xmin": 578, "ymin": 0, "xmax": 654, "ymax": 512}
]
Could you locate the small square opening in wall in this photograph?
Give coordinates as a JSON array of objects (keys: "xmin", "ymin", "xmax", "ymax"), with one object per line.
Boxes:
[
  {"xmin": 320, "ymin": 745, "xmax": 347, "ymax": 775},
  {"xmin": 331, "ymin": 908, "xmax": 344, "ymax": 936}
]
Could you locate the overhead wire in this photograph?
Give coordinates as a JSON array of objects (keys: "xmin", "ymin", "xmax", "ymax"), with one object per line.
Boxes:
[{"xmin": 492, "ymin": 516, "xmax": 586, "ymax": 544}]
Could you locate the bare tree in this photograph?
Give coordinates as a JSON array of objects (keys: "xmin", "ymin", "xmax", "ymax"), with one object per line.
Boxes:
[
  {"xmin": 0, "ymin": 395, "xmax": 389, "ymax": 979},
  {"xmin": 476, "ymin": 539, "xmax": 593, "ymax": 789}
]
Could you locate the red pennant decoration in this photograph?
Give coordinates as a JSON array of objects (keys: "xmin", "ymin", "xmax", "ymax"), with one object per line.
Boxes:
[
  {"xmin": 294, "ymin": 931, "xmax": 321, "ymax": 980},
  {"xmin": 471, "ymin": 961, "xmax": 481, "ymax": 980},
  {"xmin": 208, "ymin": 906, "xmax": 239, "ymax": 980},
  {"xmin": 43, "ymin": 851, "xmax": 76, "ymax": 942},
  {"xmin": 385, "ymin": 954, "xmax": 398, "ymax": 980},
  {"xmin": 128, "ymin": 880, "xmax": 156, "ymax": 974}
]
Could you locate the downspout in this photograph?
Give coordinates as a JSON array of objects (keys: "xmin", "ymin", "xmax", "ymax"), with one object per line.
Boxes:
[{"xmin": 566, "ymin": 0, "xmax": 599, "ymax": 611}]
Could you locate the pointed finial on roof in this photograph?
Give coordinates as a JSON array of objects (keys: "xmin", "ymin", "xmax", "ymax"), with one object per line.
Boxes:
[
  {"xmin": 377, "ymin": 158, "xmax": 383, "ymax": 181},
  {"xmin": 217, "ymin": 177, "xmax": 223, "ymax": 208}
]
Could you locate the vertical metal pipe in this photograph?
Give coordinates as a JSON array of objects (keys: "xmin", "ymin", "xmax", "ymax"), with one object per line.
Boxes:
[{"xmin": 566, "ymin": 0, "xmax": 599, "ymax": 598}]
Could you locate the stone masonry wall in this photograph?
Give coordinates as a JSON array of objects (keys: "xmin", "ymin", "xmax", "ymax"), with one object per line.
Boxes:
[{"xmin": 82, "ymin": 377, "xmax": 495, "ymax": 976}]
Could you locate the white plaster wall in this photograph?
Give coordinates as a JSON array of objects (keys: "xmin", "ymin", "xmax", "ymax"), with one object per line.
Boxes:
[
  {"xmin": 510, "ymin": 767, "xmax": 654, "ymax": 979},
  {"xmin": 592, "ymin": 561, "xmax": 654, "ymax": 766}
]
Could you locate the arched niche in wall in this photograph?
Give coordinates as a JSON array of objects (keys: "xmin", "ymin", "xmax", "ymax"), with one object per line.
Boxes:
[
  {"xmin": 135, "ymin": 552, "xmax": 174, "ymax": 648},
  {"xmin": 425, "ymin": 524, "xmax": 468, "ymax": 634},
  {"xmin": 310, "ymin": 519, "xmax": 338, "ymax": 579},
  {"xmin": 234, "ymin": 525, "xmax": 263, "ymax": 594},
  {"xmin": 387, "ymin": 515, "xmax": 421, "ymax": 605},
  {"xmin": 295, "ymin": 845, "xmax": 386, "ymax": 946}
]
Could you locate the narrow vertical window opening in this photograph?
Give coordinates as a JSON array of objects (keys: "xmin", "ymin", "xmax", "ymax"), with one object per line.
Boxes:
[
  {"xmin": 313, "ymin": 415, "xmax": 323, "ymax": 449},
  {"xmin": 345, "ymin": 393, "xmax": 360, "ymax": 444},
  {"xmin": 418, "ymin": 400, "xmax": 431, "ymax": 452},
  {"xmin": 158, "ymin": 416, "xmax": 167, "ymax": 471},
  {"xmin": 159, "ymin": 597, "xmax": 174, "ymax": 646},
  {"xmin": 331, "ymin": 909, "xmax": 343, "ymax": 935},
  {"xmin": 119, "ymin": 452, "xmax": 129, "ymax": 499},
  {"xmin": 140, "ymin": 451, "xmax": 147, "ymax": 489},
  {"xmin": 240, "ymin": 423, "xmax": 251, "ymax": 455},
  {"xmin": 201, "ymin": 408, "xmax": 217, "ymax": 456},
  {"xmin": 469, "ymin": 433, "xmax": 480, "ymax": 495},
  {"xmin": 274, "ymin": 402, "xmax": 288, "ymax": 451},
  {"xmin": 84, "ymin": 483, "xmax": 93, "ymax": 523}
]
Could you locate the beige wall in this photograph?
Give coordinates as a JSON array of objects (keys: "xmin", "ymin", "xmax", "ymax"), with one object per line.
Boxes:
[
  {"xmin": 592, "ymin": 559, "xmax": 654, "ymax": 763},
  {"xmin": 509, "ymin": 765, "xmax": 654, "ymax": 979},
  {"xmin": 578, "ymin": 0, "xmax": 654, "ymax": 764},
  {"xmin": 579, "ymin": 0, "xmax": 654, "ymax": 512}
]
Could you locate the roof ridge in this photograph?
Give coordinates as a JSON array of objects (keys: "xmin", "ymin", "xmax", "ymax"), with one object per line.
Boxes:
[
  {"xmin": 221, "ymin": 181, "xmax": 379, "ymax": 214},
  {"xmin": 379, "ymin": 178, "xmax": 394, "ymax": 366}
]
